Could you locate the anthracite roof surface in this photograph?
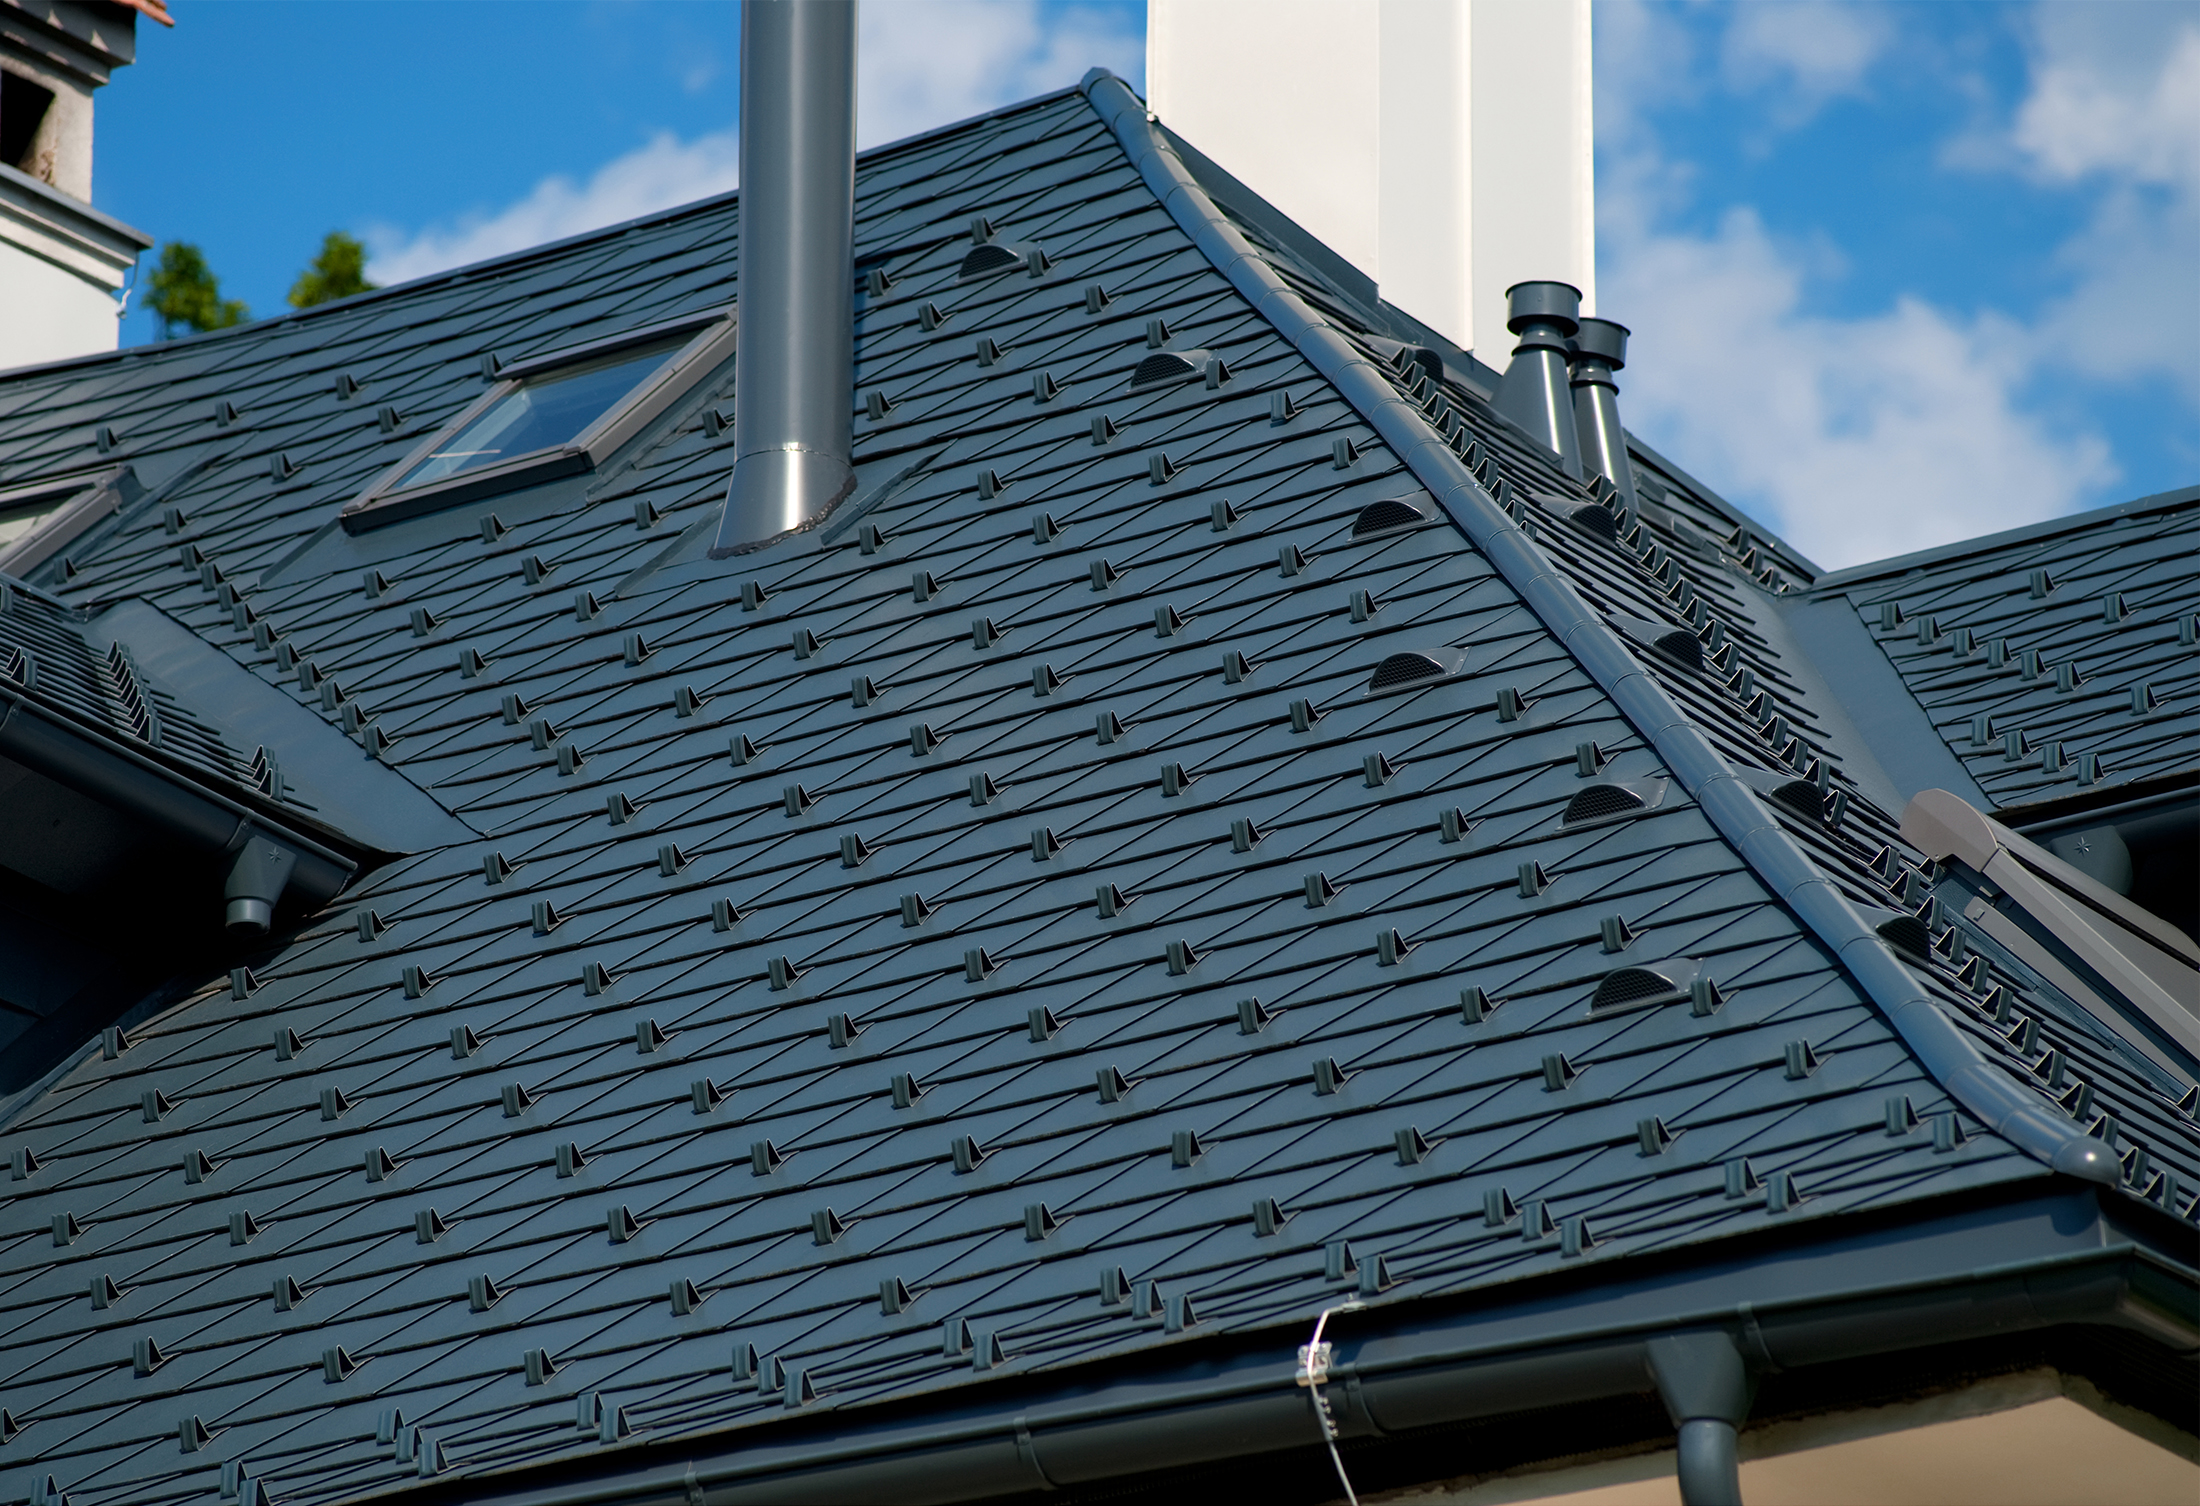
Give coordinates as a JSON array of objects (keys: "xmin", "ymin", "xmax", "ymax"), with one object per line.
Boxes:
[
  {"xmin": 0, "ymin": 82, "xmax": 2193, "ymax": 1506},
  {"xmin": 1803, "ymin": 488, "xmax": 2199, "ymax": 815}
]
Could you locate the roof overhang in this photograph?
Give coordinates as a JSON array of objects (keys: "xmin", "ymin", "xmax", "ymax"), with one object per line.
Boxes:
[{"xmin": 410, "ymin": 1184, "xmax": 2196, "ymax": 1506}]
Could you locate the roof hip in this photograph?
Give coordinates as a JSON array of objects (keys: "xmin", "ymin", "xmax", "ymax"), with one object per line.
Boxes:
[{"xmin": 1078, "ymin": 67, "xmax": 2114, "ymax": 1186}]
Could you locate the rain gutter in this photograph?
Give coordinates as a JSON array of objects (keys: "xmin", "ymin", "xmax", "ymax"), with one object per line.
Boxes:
[
  {"xmin": 438, "ymin": 1189, "xmax": 2193, "ymax": 1506},
  {"xmin": 1078, "ymin": 69, "xmax": 2114, "ymax": 1188}
]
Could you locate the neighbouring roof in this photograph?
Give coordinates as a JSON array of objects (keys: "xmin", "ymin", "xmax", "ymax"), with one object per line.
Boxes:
[
  {"xmin": 0, "ymin": 74, "xmax": 2192, "ymax": 1506},
  {"xmin": 1807, "ymin": 487, "xmax": 2199, "ymax": 817}
]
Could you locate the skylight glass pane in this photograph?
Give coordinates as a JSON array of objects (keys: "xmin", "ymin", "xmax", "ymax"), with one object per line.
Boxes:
[
  {"xmin": 397, "ymin": 339, "xmax": 683, "ymax": 490},
  {"xmin": 0, "ymin": 485, "xmax": 84, "ymax": 551}
]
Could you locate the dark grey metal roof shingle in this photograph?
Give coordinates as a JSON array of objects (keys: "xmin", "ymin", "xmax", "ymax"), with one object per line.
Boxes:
[{"xmin": 0, "ymin": 82, "xmax": 2190, "ymax": 1506}]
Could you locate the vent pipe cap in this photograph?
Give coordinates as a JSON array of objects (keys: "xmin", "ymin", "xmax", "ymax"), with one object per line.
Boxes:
[{"xmin": 1505, "ymin": 281, "xmax": 1582, "ymax": 347}]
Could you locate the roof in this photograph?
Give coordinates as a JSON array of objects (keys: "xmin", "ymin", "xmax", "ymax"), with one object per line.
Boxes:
[
  {"xmin": 1797, "ymin": 486, "xmax": 2199, "ymax": 816},
  {"xmin": 0, "ymin": 74, "xmax": 2192, "ymax": 1506}
]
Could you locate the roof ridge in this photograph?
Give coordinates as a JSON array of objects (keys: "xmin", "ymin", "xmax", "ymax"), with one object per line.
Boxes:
[
  {"xmin": 1810, "ymin": 483, "xmax": 2200, "ymax": 592},
  {"xmin": 1079, "ymin": 66, "xmax": 2115, "ymax": 1186}
]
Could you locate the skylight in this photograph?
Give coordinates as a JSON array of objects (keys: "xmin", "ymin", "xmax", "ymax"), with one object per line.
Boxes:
[
  {"xmin": 341, "ymin": 308, "xmax": 736, "ymax": 532},
  {"xmin": 394, "ymin": 339, "xmax": 685, "ymax": 490}
]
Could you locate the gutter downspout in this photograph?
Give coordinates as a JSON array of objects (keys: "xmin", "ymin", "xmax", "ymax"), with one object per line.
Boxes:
[
  {"xmin": 0, "ymin": 688, "xmax": 353, "ymax": 932},
  {"xmin": 1080, "ymin": 69, "xmax": 2113, "ymax": 1186},
  {"xmin": 708, "ymin": 0, "xmax": 859, "ymax": 556}
]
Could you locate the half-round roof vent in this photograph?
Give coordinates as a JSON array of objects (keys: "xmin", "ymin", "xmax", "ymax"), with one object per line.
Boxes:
[
  {"xmin": 1861, "ymin": 905, "xmax": 1932, "ymax": 958},
  {"xmin": 1607, "ymin": 613, "xmax": 1703, "ymax": 672},
  {"xmin": 958, "ymin": 242, "xmax": 1029, "ymax": 280},
  {"xmin": 1540, "ymin": 497, "xmax": 1620, "ymax": 539},
  {"xmin": 1592, "ymin": 956, "xmax": 1703, "ymax": 1011},
  {"xmin": 1735, "ymin": 768, "xmax": 1825, "ymax": 822},
  {"xmin": 1352, "ymin": 498, "xmax": 1428, "ymax": 538},
  {"xmin": 1563, "ymin": 778, "xmax": 1668, "ymax": 828},
  {"xmin": 1130, "ymin": 349, "xmax": 1212, "ymax": 389},
  {"xmin": 1369, "ymin": 652, "xmax": 1450, "ymax": 692}
]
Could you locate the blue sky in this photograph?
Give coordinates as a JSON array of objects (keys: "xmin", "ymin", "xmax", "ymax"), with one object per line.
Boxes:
[{"xmin": 94, "ymin": 1, "xmax": 2196, "ymax": 568}]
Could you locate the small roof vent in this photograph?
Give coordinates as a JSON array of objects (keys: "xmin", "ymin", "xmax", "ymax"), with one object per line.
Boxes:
[
  {"xmin": 1860, "ymin": 904, "xmax": 1932, "ymax": 958},
  {"xmin": 1563, "ymin": 778, "xmax": 1668, "ymax": 828},
  {"xmin": 1352, "ymin": 498, "xmax": 1428, "ymax": 538},
  {"xmin": 1607, "ymin": 613, "xmax": 1702, "ymax": 672},
  {"xmin": 1130, "ymin": 349, "xmax": 1215, "ymax": 389},
  {"xmin": 1734, "ymin": 767, "xmax": 1825, "ymax": 822},
  {"xmin": 957, "ymin": 241, "xmax": 1032, "ymax": 280},
  {"xmin": 1539, "ymin": 496, "xmax": 1620, "ymax": 539},
  {"xmin": 1368, "ymin": 651, "xmax": 1454, "ymax": 692},
  {"xmin": 1592, "ymin": 956, "xmax": 1703, "ymax": 1011}
]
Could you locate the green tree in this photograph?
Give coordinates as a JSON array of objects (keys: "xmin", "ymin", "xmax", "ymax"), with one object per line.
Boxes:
[
  {"xmin": 145, "ymin": 241, "xmax": 248, "ymax": 338},
  {"xmin": 287, "ymin": 231, "xmax": 377, "ymax": 309}
]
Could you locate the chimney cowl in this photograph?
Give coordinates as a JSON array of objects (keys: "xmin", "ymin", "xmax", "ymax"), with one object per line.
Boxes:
[
  {"xmin": 709, "ymin": 0, "xmax": 860, "ymax": 558},
  {"xmin": 1569, "ymin": 317, "xmax": 1637, "ymax": 510},
  {"xmin": 1569, "ymin": 317, "xmax": 1628, "ymax": 379},
  {"xmin": 1504, "ymin": 281, "xmax": 1582, "ymax": 348}
]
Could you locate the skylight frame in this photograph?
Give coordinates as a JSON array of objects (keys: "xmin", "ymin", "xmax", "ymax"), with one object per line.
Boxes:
[
  {"xmin": 0, "ymin": 464, "xmax": 138, "ymax": 578},
  {"xmin": 340, "ymin": 307, "xmax": 736, "ymax": 534}
]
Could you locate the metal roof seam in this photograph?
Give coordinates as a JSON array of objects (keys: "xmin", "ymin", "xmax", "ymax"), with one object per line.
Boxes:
[{"xmin": 1078, "ymin": 67, "xmax": 2115, "ymax": 1187}]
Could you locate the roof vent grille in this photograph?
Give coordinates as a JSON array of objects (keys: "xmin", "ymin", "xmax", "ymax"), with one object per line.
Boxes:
[
  {"xmin": 1562, "ymin": 779, "xmax": 1667, "ymax": 827},
  {"xmin": 1591, "ymin": 956, "xmax": 1704, "ymax": 1011},
  {"xmin": 1130, "ymin": 349, "xmax": 1213, "ymax": 389},
  {"xmin": 1369, "ymin": 652, "xmax": 1449, "ymax": 691},
  {"xmin": 1352, "ymin": 498, "xmax": 1427, "ymax": 537},
  {"xmin": 958, "ymin": 241, "xmax": 1028, "ymax": 279}
]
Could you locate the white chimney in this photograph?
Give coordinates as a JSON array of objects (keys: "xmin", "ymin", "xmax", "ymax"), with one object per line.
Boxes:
[
  {"xmin": 0, "ymin": 0, "xmax": 157, "ymax": 371},
  {"xmin": 1145, "ymin": 0, "xmax": 1594, "ymax": 360}
]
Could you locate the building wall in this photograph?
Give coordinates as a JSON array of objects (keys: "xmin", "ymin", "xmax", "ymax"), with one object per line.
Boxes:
[{"xmin": 0, "ymin": 230, "xmax": 118, "ymax": 368}]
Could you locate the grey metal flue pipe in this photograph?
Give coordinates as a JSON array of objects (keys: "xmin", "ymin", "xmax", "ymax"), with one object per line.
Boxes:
[
  {"xmin": 1570, "ymin": 316, "xmax": 1638, "ymax": 512},
  {"xmin": 1494, "ymin": 280, "xmax": 1585, "ymax": 480},
  {"xmin": 709, "ymin": 0, "xmax": 859, "ymax": 557}
]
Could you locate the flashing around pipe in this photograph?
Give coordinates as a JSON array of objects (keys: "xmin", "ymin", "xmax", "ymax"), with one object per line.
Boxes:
[
  {"xmin": 1494, "ymin": 280, "xmax": 1585, "ymax": 479},
  {"xmin": 709, "ymin": 0, "xmax": 859, "ymax": 558},
  {"xmin": 1649, "ymin": 1331, "xmax": 1752, "ymax": 1506},
  {"xmin": 1079, "ymin": 68, "xmax": 2112, "ymax": 1185},
  {"xmin": 1569, "ymin": 317, "xmax": 1637, "ymax": 510}
]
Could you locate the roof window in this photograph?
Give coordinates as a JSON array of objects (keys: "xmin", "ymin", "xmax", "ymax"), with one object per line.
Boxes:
[
  {"xmin": 0, "ymin": 467, "xmax": 141, "ymax": 580},
  {"xmin": 342, "ymin": 309, "xmax": 735, "ymax": 533}
]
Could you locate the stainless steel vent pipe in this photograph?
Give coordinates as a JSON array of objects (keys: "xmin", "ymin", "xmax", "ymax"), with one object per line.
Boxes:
[
  {"xmin": 710, "ymin": 0, "xmax": 859, "ymax": 557},
  {"xmin": 1493, "ymin": 280, "xmax": 1585, "ymax": 480},
  {"xmin": 1570, "ymin": 316, "xmax": 1638, "ymax": 511}
]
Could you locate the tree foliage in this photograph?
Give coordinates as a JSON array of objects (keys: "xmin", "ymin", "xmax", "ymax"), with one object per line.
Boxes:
[
  {"xmin": 288, "ymin": 231, "xmax": 378, "ymax": 309},
  {"xmin": 145, "ymin": 242, "xmax": 247, "ymax": 338}
]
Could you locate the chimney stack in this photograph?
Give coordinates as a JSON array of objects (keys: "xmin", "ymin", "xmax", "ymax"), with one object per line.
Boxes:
[
  {"xmin": 1569, "ymin": 316, "xmax": 1636, "ymax": 511},
  {"xmin": 1493, "ymin": 280, "xmax": 1583, "ymax": 478},
  {"xmin": 710, "ymin": 0, "xmax": 860, "ymax": 557}
]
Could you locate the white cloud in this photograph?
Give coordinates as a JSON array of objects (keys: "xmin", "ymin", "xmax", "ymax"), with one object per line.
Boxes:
[
  {"xmin": 366, "ymin": 1, "xmax": 1143, "ymax": 287},
  {"xmin": 859, "ymin": 0, "xmax": 1143, "ymax": 148},
  {"xmin": 1719, "ymin": 1, "xmax": 1892, "ymax": 127},
  {"xmin": 366, "ymin": 131, "xmax": 741, "ymax": 287},
  {"xmin": 1603, "ymin": 204, "xmax": 2114, "ymax": 569},
  {"xmin": 1590, "ymin": 0, "xmax": 2187, "ymax": 569},
  {"xmin": 2005, "ymin": 6, "xmax": 2200, "ymax": 406}
]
